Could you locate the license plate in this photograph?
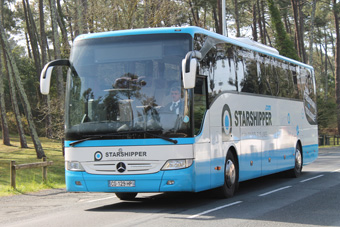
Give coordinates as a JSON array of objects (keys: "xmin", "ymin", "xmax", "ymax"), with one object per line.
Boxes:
[{"xmin": 109, "ymin": 180, "xmax": 135, "ymax": 187}]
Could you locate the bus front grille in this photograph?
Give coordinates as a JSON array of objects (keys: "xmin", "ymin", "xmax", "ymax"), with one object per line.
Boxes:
[{"xmin": 82, "ymin": 161, "xmax": 164, "ymax": 174}]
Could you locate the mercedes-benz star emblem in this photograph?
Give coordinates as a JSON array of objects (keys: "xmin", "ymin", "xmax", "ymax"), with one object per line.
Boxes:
[{"xmin": 116, "ymin": 162, "xmax": 126, "ymax": 173}]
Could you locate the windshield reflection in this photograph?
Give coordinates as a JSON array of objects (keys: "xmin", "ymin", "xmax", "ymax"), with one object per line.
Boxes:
[{"xmin": 65, "ymin": 34, "xmax": 192, "ymax": 140}]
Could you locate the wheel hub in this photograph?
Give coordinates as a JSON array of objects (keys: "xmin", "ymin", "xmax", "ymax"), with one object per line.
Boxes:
[
  {"xmin": 225, "ymin": 160, "xmax": 236, "ymax": 187},
  {"xmin": 295, "ymin": 148, "xmax": 302, "ymax": 170}
]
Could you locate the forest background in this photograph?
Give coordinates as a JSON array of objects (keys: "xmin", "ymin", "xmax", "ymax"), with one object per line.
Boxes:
[{"xmin": 0, "ymin": 0, "xmax": 339, "ymax": 158}]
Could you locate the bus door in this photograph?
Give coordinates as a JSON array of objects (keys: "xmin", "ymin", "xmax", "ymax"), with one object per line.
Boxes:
[{"xmin": 193, "ymin": 76, "xmax": 213, "ymax": 191}]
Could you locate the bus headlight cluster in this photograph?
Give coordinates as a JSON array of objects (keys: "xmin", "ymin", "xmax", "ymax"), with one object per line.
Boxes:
[
  {"xmin": 66, "ymin": 161, "xmax": 85, "ymax": 171},
  {"xmin": 162, "ymin": 159, "xmax": 193, "ymax": 170}
]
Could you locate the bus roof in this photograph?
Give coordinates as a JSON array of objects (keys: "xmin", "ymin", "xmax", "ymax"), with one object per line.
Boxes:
[{"xmin": 75, "ymin": 26, "xmax": 313, "ymax": 71}]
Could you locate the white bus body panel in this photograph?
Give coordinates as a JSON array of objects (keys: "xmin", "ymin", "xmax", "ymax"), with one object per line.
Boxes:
[{"xmin": 207, "ymin": 92, "xmax": 317, "ymax": 182}]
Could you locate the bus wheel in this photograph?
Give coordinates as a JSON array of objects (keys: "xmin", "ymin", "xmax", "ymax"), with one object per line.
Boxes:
[
  {"xmin": 215, "ymin": 151, "xmax": 239, "ymax": 198},
  {"xmin": 115, "ymin": 192, "xmax": 138, "ymax": 200},
  {"xmin": 290, "ymin": 145, "xmax": 302, "ymax": 178}
]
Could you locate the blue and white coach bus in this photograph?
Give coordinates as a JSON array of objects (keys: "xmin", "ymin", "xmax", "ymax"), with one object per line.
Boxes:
[{"xmin": 40, "ymin": 26, "xmax": 318, "ymax": 200}]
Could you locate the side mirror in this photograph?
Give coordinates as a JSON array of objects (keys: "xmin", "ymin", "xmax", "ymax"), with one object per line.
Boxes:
[
  {"xmin": 40, "ymin": 59, "xmax": 70, "ymax": 95},
  {"xmin": 182, "ymin": 51, "xmax": 201, "ymax": 89}
]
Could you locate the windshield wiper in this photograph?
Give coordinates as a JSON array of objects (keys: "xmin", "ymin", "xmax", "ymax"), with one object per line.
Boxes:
[
  {"xmin": 69, "ymin": 135, "xmax": 105, "ymax": 146},
  {"xmin": 142, "ymin": 131, "xmax": 178, "ymax": 144},
  {"xmin": 69, "ymin": 131, "xmax": 178, "ymax": 146}
]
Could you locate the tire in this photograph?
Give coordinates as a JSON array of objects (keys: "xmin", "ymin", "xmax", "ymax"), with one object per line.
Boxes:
[
  {"xmin": 115, "ymin": 192, "xmax": 138, "ymax": 200},
  {"xmin": 215, "ymin": 151, "xmax": 239, "ymax": 198},
  {"xmin": 290, "ymin": 145, "xmax": 303, "ymax": 178}
]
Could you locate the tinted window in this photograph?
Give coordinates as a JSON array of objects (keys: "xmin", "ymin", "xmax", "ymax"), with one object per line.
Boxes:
[{"xmin": 195, "ymin": 34, "xmax": 313, "ymax": 102}]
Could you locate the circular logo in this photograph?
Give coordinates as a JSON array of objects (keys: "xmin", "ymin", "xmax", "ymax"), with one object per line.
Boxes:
[
  {"xmin": 183, "ymin": 115, "xmax": 189, "ymax": 123},
  {"xmin": 224, "ymin": 113, "xmax": 230, "ymax": 132},
  {"xmin": 222, "ymin": 104, "xmax": 232, "ymax": 136},
  {"xmin": 116, "ymin": 162, "xmax": 126, "ymax": 173},
  {"xmin": 94, "ymin": 151, "xmax": 103, "ymax": 161}
]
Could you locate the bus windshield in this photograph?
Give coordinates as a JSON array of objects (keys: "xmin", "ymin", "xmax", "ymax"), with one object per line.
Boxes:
[{"xmin": 65, "ymin": 34, "xmax": 192, "ymax": 140}]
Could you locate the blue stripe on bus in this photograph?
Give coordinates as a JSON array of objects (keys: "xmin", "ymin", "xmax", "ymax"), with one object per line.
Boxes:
[
  {"xmin": 75, "ymin": 27, "xmax": 196, "ymax": 41},
  {"xmin": 237, "ymin": 143, "xmax": 318, "ymax": 182},
  {"xmin": 302, "ymin": 144, "xmax": 319, "ymax": 165},
  {"xmin": 65, "ymin": 137, "xmax": 195, "ymax": 147}
]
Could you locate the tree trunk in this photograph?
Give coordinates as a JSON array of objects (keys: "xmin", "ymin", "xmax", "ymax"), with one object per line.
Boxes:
[
  {"xmin": 0, "ymin": 19, "xmax": 45, "ymax": 158},
  {"xmin": 39, "ymin": 0, "xmax": 53, "ymax": 138},
  {"xmin": 143, "ymin": 0, "xmax": 149, "ymax": 27},
  {"xmin": 283, "ymin": 12, "xmax": 290, "ymax": 35},
  {"xmin": 291, "ymin": 0, "xmax": 300, "ymax": 55},
  {"xmin": 74, "ymin": 0, "xmax": 84, "ymax": 36},
  {"xmin": 213, "ymin": 3, "xmax": 220, "ymax": 34},
  {"xmin": 291, "ymin": 0, "xmax": 306, "ymax": 62},
  {"xmin": 188, "ymin": 0, "xmax": 199, "ymax": 26},
  {"xmin": 217, "ymin": 0, "xmax": 222, "ymax": 35},
  {"xmin": 330, "ymin": 31, "xmax": 335, "ymax": 57},
  {"xmin": 22, "ymin": 0, "xmax": 41, "ymax": 76},
  {"xmin": 39, "ymin": 0, "xmax": 47, "ymax": 66},
  {"xmin": 81, "ymin": 0, "xmax": 88, "ymax": 31},
  {"xmin": 0, "ymin": 49, "xmax": 11, "ymax": 146},
  {"xmin": 333, "ymin": 0, "xmax": 340, "ymax": 134},
  {"xmin": 49, "ymin": 0, "xmax": 65, "ymax": 104},
  {"xmin": 234, "ymin": 0, "xmax": 240, "ymax": 37},
  {"xmin": 64, "ymin": 3, "xmax": 74, "ymax": 41},
  {"xmin": 257, "ymin": 0, "xmax": 264, "ymax": 43},
  {"xmin": 298, "ymin": 1, "xmax": 306, "ymax": 62},
  {"xmin": 252, "ymin": 3, "xmax": 258, "ymax": 41},
  {"xmin": 24, "ymin": 32, "xmax": 32, "ymax": 59},
  {"xmin": 324, "ymin": 30, "xmax": 328, "ymax": 101},
  {"xmin": 261, "ymin": 0, "xmax": 267, "ymax": 44},
  {"xmin": 308, "ymin": 0, "xmax": 316, "ymax": 65},
  {"xmin": 2, "ymin": 51, "xmax": 28, "ymax": 148},
  {"xmin": 56, "ymin": 0, "xmax": 71, "ymax": 54},
  {"xmin": 0, "ymin": 0, "xmax": 10, "ymax": 146}
]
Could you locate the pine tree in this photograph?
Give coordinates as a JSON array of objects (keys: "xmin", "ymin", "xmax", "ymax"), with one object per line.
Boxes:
[{"xmin": 267, "ymin": 0, "xmax": 299, "ymax": 60}]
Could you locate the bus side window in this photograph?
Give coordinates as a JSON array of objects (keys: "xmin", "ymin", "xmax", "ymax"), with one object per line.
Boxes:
[
  {"xmin": 237, "ymin": 47, "xmax": 259, "ymax": 94},
  {"xmin": 236, "ymin": 48, "xmax": 245, "ymax": 93},
  {"xmin": 213, "ymin": 43, "xmax": 238, "ymax": 94},
  {"xmin": 276, "ymin": 63, "xmax": 289, "ymax": 98},
  {"xmin": 286, "ymin": 67, "xmax": 297, "ymax": 99},
  {"xmin": 259, "ymin": 61, "xmax": 272, "ymax": 96},
  {"xmin": 266, "ymin": 58, "xmax": 279, "ymax": 96},
  {"xmin": 240, "ymin": 57, "xmax": 258, "ymax": 94},
  {"xmin": 194, "ymin": 76, "xmax": 208, "ymax": 135},
  {"xmin": 289, "ymin": 65, "xmax": 300, "ymax": 99}
]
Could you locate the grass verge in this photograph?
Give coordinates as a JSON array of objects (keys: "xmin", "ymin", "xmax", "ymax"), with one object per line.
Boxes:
[{"xmin": 0, "ymin": 135, "xmax": 65, "ymax": 196}]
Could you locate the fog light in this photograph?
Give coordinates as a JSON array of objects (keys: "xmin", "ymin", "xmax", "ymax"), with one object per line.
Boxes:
[
  {"xmin": 75, "ymin": 181, "xmax": 82, "ymax": 185},
  {"xmin": 167, "ymin": 180, "xmax": 175, "ymax": 185}
]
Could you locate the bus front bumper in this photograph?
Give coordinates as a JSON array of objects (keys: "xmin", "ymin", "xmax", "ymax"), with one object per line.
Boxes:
[{"xmin": 65, "ymin": 165, "xmax": 195, "ymax": 193}]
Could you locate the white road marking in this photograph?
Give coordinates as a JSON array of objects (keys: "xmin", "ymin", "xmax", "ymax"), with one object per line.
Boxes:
[
  {"xmin": 85, "ymin": 196, "xmax": 117, "ymax": 203},
  {"xmin": 300, "ymin": 174, "xmax": 324, "ymax": 183},
  {"xmin": 258, "ymin": 186, "xmax": 292, "ymax": 197},
  {"xmin": 331, "ymin": 168, "xmax": 340, "ymax": 173},
  {"xmin": 187, "ymin": 201, "xmax": 243, "ymax": 219}
]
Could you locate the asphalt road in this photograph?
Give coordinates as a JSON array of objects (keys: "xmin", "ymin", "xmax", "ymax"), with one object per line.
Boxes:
[{"xmin": 1, "ymin": 147, "xmax": 340, "ymax": 227}]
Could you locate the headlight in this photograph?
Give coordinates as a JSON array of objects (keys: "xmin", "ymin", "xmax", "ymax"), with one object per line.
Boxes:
[
  {"xmin": 66, "ymin": 161, "xmax": 85, "ymax": 171},
  {"xmin": 162, "ymin": 159, "xmax": 193, "ymax": 170}
]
